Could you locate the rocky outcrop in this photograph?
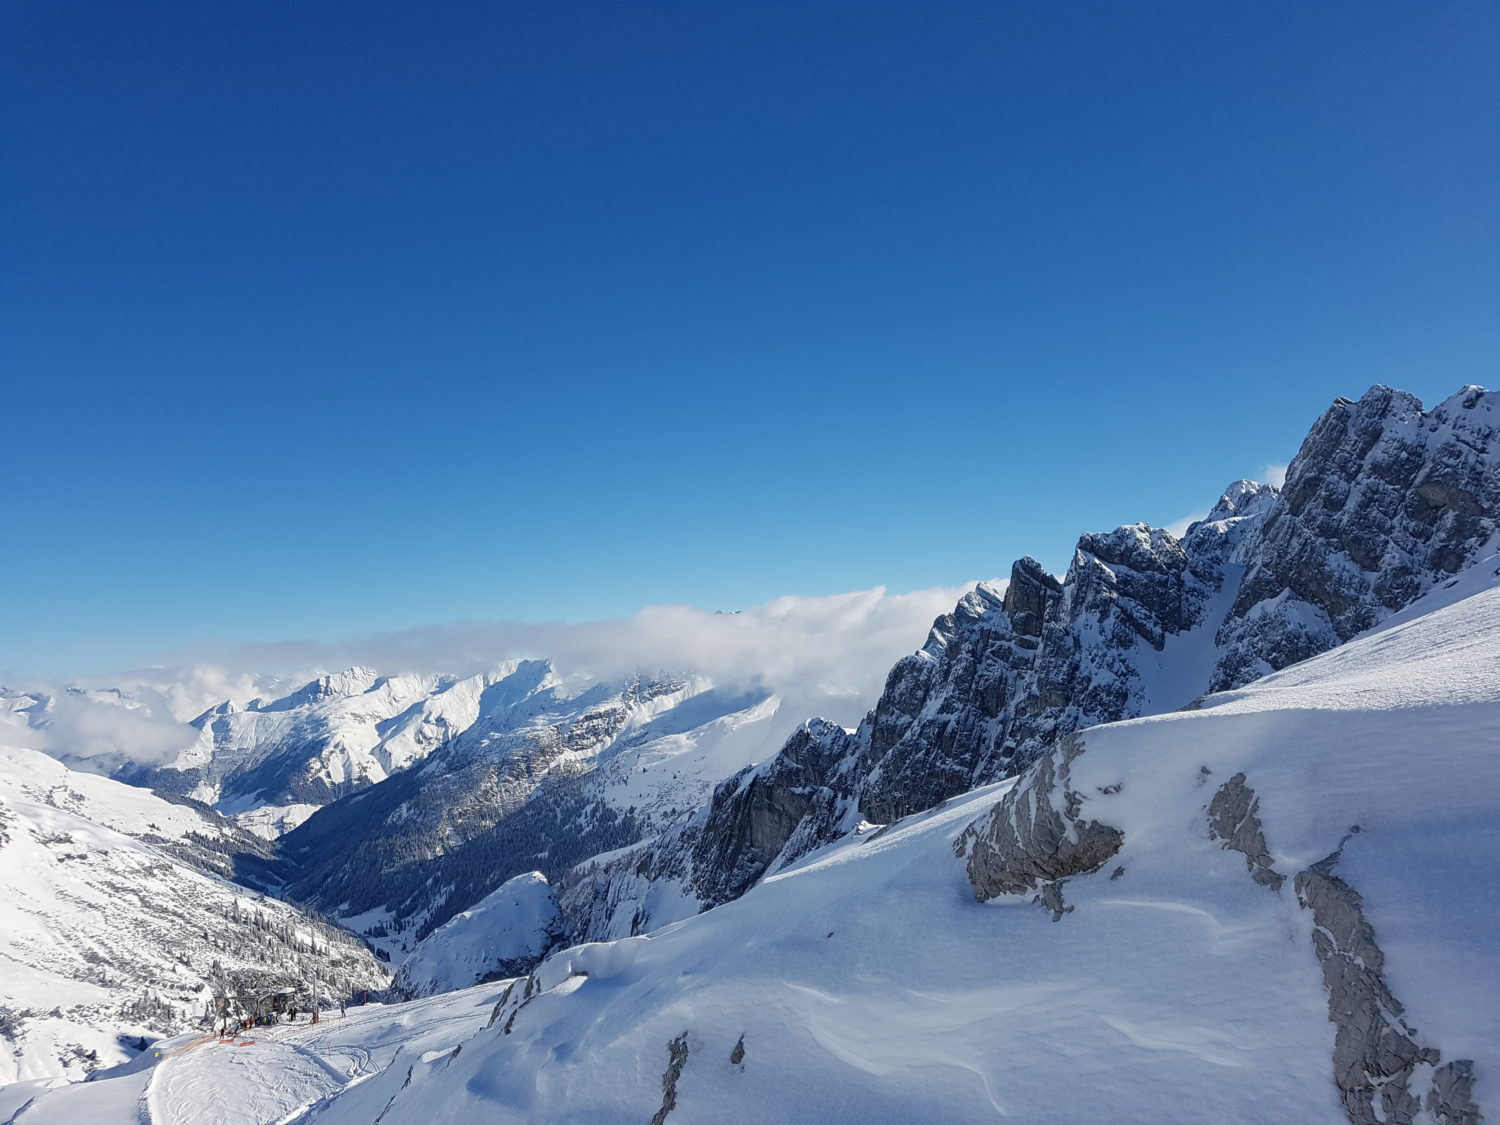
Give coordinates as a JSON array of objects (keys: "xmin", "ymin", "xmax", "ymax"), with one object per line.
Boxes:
[
  {"xmin": 1295, "ymin": 841, "xmax": 1483, "ymax": 1125},
  {"xmin": 687, "ymin": 719, "xmax": 856, "ymax": 906},
  {"xmin": 1205, "ymin": 772, "xmax": 1284, "ymax": 890},
  {"xmin": 650, "ymin": 1032, "xmax": 691, "ymax": 1125},
  {"xmin": 860, "ymin": 575, "xmax": 1049, "ymax": 824},
  {"xmin": 954, "ymin": 733, "xmax": 1123, "ymax": 917}
]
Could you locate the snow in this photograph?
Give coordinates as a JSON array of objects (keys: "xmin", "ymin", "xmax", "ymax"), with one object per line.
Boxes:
[
  {"xmin": 9, "ymin": 990, "xmax": 499, "ymax": 1125},
  {"xmin": 16, "ymin": 558, "xmax": 1494, "ymax": 1121},
  {"xmin": 230, "ymin": 802, "xmax": 324, "ymax": 839},
  {"xmin": 0, "ymin": 745, "xmax": 387, "ymax": 1085},
  {"xmin": 392, "ymin": 873, "xmax": 560, "ymax": 998}
]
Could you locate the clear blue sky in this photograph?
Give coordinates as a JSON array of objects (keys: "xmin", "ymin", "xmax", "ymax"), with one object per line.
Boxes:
[{"xmin": 3, "ymin": 1, "xmax": 1497, "ymax": 676}]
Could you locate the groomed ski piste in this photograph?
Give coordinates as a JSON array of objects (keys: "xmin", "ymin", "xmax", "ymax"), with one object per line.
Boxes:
[
  {"xmin": 7, "ymin": 554, "xmax": 1498, "ymax": 1124},
  {"xmin": 0, "ymin": 987, "xmax": 499, "ymax": 1125}
]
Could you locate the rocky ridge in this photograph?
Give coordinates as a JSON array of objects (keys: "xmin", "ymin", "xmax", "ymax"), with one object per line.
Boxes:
[{"xmin": 561, "ymin": 385, "xmax": 1500, "ymax": 941}]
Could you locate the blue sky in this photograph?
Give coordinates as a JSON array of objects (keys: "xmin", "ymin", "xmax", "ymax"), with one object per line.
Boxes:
[{"xmin": 3, "ymin": 1, "xmax": 1497, "ymax": 677}]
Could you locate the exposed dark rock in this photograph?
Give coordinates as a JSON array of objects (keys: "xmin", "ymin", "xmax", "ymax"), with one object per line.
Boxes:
[
  {"xmin": 955, "ymin": 734, "xmax": 1123, "ymax": 906},
  {"xmin": 1002, "ymin": 555, "xmax": 1063, "ymax": 638},
  {"xmin": 1428, "ymin": 1060, "xmax": 1483, "ymax": 1125},
  {"xmin": 1206, "ymin": 773, "xmax": 1284, "ymax": 890},
  {"xmin": 1034, "ymin": 880, "xmax": 1074, "ymax": 922},
  {"xmin": 860, "ymin": 578, "xmax": 1041, "ymax": 823},
  {"xmin": 651, "ymin": 1032, "xmax": 691, "ymax": 1125},
  {"xmin": 687, "ymin": 719, "xmax": 854, "ymax": 907},
  {"xmin": 1295, "ymin": 844, "xmax": 1483, "ymax": 1125},
  {"xmin": 488, "ymin": 971, "xmax": 542, "ymax": 1035},
  {"xmin": 730, "ymin": 1034, "xmax": 745, "ymax": 1066}
]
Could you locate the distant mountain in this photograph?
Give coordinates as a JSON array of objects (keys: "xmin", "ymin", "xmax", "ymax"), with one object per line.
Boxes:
[
  {"xmin": 5, "ymin": 633, "xmax": 905, "ymax": 1009},
  {"xmin": 277, "ymin": 669, "xmax": 800, "ymax": 958},
  {"xmin": 141, "ymin": 666, "xmax": 531, "ymax": 837}
]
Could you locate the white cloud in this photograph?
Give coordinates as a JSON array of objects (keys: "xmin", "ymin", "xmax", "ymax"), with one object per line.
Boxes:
[
  {"xmin": 8, "ymin": 583, "xmax": 985, "ymax": 762},
  {"xmin": 207, "ymin": 583, "xmax": 981, "ymax": 706},
  {"xmin": 1263, "ymin": 462, "xmax": 1289, "ymax": 488},
  {"xmin": 0, "ymin": 688, "xmax": 199, "ymax": 768}
]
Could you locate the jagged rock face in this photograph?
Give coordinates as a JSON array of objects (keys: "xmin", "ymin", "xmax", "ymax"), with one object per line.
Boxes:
[
  {"xmin": 1212, "ymin": 386, "xmax": 1500, "ymax": 690},
  {"xmin": 859, "ymin": 578, "xmax": 1048, "ymax": 824},
  {"xmin": 954, "ymin": 733, "xmax": 1124, "ymax": 912},
  {"xmin": 570, "ymin": 386, "xmax": 1499, "ymax": 942},
  {"xmin": 1009, "ymin": 521, "xmax": 1228, "ymax": 763},
  {"xmin": 687, "ymin": 719, "xmax": 855, "ymax": 906}
]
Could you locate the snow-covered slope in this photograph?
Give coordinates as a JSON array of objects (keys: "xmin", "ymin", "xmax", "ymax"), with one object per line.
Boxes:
[
  {"xmin": 21, "ymin": 560, "xmax": 1497, "ymax": 1123},
  {"xmin": 390, "ymin": 872, "xmax": 563, "ymax": 999},
  {"xmin": 0, "ymin": 745, "xmax": 389, "ymax": 1084}
]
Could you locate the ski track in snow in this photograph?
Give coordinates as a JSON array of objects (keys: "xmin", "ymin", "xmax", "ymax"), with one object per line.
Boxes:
[
  {"xmin": 137, "ymin": 1002, "xmax": 466, "ymax": 1125},
  {"xmin": 5, "ymin": 989, "xmax": 499, "ymax": 1125}
]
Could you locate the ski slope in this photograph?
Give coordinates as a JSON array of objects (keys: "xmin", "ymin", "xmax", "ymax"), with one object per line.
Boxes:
[{"xmin": 5, "ymin": 988, "xmax": 501, "ymax": 1125}]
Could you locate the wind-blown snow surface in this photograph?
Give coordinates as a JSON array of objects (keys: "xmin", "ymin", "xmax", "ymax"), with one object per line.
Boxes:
[{"xmin": 19, "ymin": 561, "xmax": 1497, "ymax": 1123}]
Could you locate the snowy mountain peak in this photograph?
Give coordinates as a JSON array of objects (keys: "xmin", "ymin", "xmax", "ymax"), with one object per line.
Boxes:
[
  {"xmin": 252, "ymin": 666, "xmax": 384, "ymax": 713},
  {"xmin": 1199, "ymin": 478, "xmax": 1280, "ymax": 526}
]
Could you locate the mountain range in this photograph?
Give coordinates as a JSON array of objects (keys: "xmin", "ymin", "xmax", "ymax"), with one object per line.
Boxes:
[{"xmin": 2, "ymin": 384, "xmax": 1496, "ymax": 1124}]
